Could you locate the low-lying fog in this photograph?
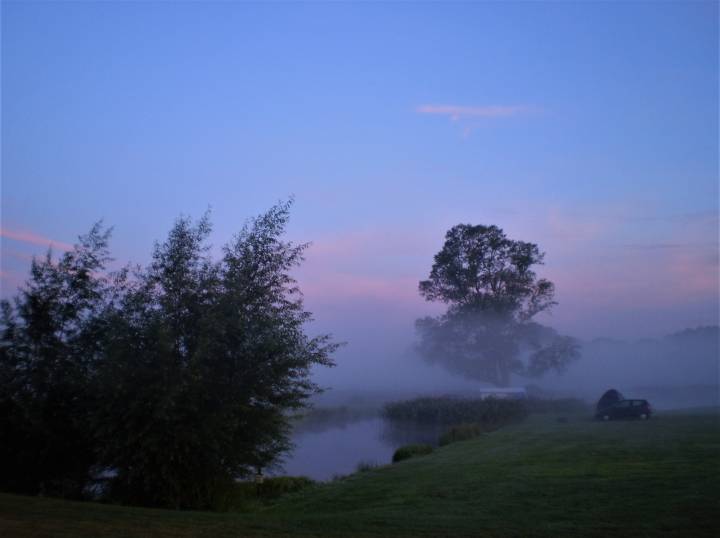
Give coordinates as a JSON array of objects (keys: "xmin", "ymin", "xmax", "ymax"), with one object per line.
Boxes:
[
  {"xmin": 307, "ymin": 323, "xmax": 719, "ymax": 411},
  {"xmin": 282, "ymin": 321, "xmax": 717, "ymax": 479}
]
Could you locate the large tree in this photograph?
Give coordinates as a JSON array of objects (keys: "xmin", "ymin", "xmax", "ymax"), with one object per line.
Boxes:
[
  {"xmin": 0, "ymin": 224, "xmax": 114, "ymax": 497},
  {"xmin": 416, "ymin": 224, "xmax": 579, "ymax": 387},
  {"xmin": 0, "ymin": 201, "xmax": 336, "ymax": 508},
  {"xmin": 95, "ymin": 201, "xmax": 336, "ymax": 508}
]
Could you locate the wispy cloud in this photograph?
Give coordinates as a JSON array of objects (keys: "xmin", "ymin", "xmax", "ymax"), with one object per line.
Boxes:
[
  {"xmin": 416, "ymin": 104, "xmax": 532, "ymax": 120},
  {"xmin": 627, "ymin": 210, "xmax": 719, "ymax": 224},
  {"xmin": 621, "ymin": 242, "xmax": 719, "ymax": 251},
  {"xmin": 0, "ymin": 227, "xmax": 73, "ymax": 251}
]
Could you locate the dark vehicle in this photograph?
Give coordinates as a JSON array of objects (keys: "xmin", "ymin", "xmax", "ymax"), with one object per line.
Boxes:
[
  {"xmin": 596, "ymin": 388, "xmax": 624, "ymax": 414},
  {"xmin": 595, "ymin": 399, "xmax": 652, "ymax": 421}
]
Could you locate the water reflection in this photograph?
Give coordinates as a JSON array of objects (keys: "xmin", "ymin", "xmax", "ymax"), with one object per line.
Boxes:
[
  {"xmin": 280, "ymin": 417, "xmax": 446, "ymax": 481},
  {"xmin": 379, "ymin": 420, "xmax": 446, "ymax": 447}
]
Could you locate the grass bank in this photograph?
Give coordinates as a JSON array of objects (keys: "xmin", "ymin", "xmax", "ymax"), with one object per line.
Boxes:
[{"xmin": 2, "ymin": 408, "xmax": 718, "ymax": 537}]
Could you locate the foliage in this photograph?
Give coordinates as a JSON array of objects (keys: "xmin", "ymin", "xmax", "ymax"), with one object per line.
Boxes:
[
  {"xmin": 0, "ymin": 202, "xmax": 336, "ymax": 509},
  {"xmin": 438, "ymin": 423, "xmax": 485, "ymax": 446},
  {"xmin": 94, "ymin": 202, "xmax": 336, "ymax": 508},
  {"xmin": 383, "ymin": 396, "xmax": 528, "ymax": 426},
  {"xmin": 0, "ymin": 223, "xmax": 114, "ymax": 498},
  {"xmin": 355, "ymin": 461, "xmax": 380, "ymax": 473},
  {"xmin": 391, "ymin": 444, "xmax": 433, "ymax": 463},
  {"xmin": 416, "ymin": 224, "xmax": 580, "ymax": 386}
]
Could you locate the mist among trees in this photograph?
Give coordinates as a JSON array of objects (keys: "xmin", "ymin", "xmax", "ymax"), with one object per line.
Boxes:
[
  {"xmin": 415, "ymin": 224, "xmax": 580, "ymax": 387},
  {"xmin": 1, "ymin": 205, "xmax": 715, "ymax": 510}
]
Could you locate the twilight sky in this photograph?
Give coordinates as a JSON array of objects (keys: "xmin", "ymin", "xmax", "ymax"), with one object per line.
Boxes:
[{"xmin": 1, "ymin": 1, "xmax": 718, "ymax": 386}]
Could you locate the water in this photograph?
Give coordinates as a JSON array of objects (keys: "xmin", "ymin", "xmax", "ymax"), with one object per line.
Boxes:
[{"xmin": 279, "ymin": 417, "xmax": 446, "ymax": 481}]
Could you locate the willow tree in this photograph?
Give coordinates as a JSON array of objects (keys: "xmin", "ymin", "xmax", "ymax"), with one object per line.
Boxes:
[
  {"xmin": 96, "ymin": 201, "xmax": 337, "ymax": 508},
  {"xmin": 0, "ymin": 223, "xmax": 114, "ymax": 497},
  {"xmin": 416, "ymin": 224, "xmax": 579, "ymax": 387},
  {"xmin": 0, "ymin": 201, "xmax": 337, "ymax": 509}
]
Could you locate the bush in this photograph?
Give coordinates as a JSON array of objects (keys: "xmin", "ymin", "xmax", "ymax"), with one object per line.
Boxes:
[
  {"xmin": 355, "ymin": 460, "xmax": 380, "ymax": 473},
  {"xmin": 438, "ymin": 423, "xmax": 486, "ymax": 446},
  {"xmin": 383, "ymin": 396, "xmax": 528, "ymax": 426},
  {"xmin": 392, "ymin": 444, "xmax": 433, "ymax": 463}
]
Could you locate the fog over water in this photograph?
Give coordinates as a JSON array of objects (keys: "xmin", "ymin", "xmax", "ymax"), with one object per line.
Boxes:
[
  {"xmin": 303, "ymin": 296, "xmax": 718, "ymax": 408},
  {"xmin": 282, "ymin": 302, "xmax": 718, "ymax": 479}
]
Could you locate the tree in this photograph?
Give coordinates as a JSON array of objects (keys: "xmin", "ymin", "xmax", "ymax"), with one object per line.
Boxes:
[
  {"xmin": 0, "ymin": 202, "xmax": 336, "ymax": 508},
  {"xmin": 95, "ymin": 201, "xmax": 337, "ymax": 508},
  {"xmin": 0, "ymin": 223, "xmax": 113, "ymax": 497},
  {"xmin": 416, "ymin": 224, "xmax": 579, "ymax": 387}
]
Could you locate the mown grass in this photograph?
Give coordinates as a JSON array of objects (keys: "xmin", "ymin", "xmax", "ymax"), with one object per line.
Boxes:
[{"xmin": 2, "ymin": 408, "xmax": 718, "ymax": 537}]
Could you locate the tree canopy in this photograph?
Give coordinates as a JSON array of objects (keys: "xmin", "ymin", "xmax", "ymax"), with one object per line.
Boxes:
[
  {"xmin": 0, "ymin": 201, "xmax": 337, "ymax": 508},
  {"xmin": 416, "ymin": 224, "xmax": 579, "ymax": 387},
  {"xmin": 0, "ymin": 223, "xmax": 114, "ymax": 497}
]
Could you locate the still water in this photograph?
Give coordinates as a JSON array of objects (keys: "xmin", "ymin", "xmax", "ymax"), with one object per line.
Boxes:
[{"xmin": 280, "ymin": 417, "xmax": 446, "ymax": 481}]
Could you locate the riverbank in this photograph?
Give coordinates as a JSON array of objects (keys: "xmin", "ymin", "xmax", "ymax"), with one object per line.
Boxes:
[{"xmin": 2, "ymin": 408, "xmax": 718, "ymax": 537}]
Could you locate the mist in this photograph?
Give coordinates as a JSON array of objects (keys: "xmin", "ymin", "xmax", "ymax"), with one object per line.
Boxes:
[{"xmin": 302, "ymin": 292, "xmax": 718, "ymax": 410}]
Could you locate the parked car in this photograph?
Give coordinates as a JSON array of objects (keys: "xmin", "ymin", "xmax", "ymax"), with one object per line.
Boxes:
[
  {"xmin": 595, "ymin": 399, "xmax": 652, "ymax": 421},
  {"xmin": 596, "ymin": 388, "xmax": 624, "ymax": 414}
]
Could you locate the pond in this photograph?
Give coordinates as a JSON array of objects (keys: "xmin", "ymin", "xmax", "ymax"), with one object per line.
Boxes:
[{"xmin": 279, "ymin": 416, "xmax": 447, "ymax": 481}]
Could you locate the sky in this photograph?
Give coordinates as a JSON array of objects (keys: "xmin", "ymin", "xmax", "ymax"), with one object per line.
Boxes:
[{"xmin": 1, "ymin": 1, "xmax": 718, "ymax": 388}]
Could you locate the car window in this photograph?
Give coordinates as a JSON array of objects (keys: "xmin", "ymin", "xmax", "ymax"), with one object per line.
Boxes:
[
  {"xmin": 632, "ymin": 401, "xmax": 644, "ymax": 407},
  {"xmin": 616, "ymin": 401, "xmax": 632, "ymax": 408}
]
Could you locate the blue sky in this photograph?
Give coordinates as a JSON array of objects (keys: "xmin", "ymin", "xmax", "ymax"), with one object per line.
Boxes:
[{"xmin": 2, "ymin": 1, "xmax": 717, "ymax": 385}]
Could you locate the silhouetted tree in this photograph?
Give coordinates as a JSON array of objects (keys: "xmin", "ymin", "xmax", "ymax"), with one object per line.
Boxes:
[
  {"xmin": 416, "ymin": 224, "xmax": 579, "ymax": 387},
  {"xmin": 94, "ymin": 201, "xmax": 337, "ymax": 508},
  {"xmin": 0, "ymin": 224, "xmax": 113, "ymax": 497},
  {"xmin": 0, "ymin": 202, "xmax": 336, "ymax": 508}
]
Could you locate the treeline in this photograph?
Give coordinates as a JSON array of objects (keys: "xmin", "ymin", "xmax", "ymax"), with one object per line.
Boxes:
[
  {"xmin": 0, "ymin": 202, "xmax": 336, "ymax": 509},
  {"xmin": 383, "ymin": 396, "xmax": 529, "ymax": 425},
  {"xmin": 383, "ymin": 396, "xmax": 588, "ymax": 426}
]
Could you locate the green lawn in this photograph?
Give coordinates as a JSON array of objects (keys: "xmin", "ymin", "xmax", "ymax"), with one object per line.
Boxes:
[{"xmin": 2, "ymin": 409, "xmax": 719, "ymax": 537}]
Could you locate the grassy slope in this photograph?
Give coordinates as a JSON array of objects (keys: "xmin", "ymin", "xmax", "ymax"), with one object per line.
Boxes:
[{"xmin": 2, "ymin": 409, "xmax": 719, "ymax": 538}]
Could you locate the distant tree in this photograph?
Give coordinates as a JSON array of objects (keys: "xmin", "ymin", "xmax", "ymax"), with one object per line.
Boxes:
[
  {"xmin": 416, "ymin": 224, "xmax": 579, "ymax": 387},
  {"xmin": 0, "ymin": 224, "xmax": 113, "ymax": 497},
  {"xmin": 95, "ymin": 201, "xmax": 337, "ymax": 508}
]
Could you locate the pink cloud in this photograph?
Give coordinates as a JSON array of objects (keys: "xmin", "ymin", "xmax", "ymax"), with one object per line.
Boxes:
[
  {"xmin": 666, "ymin": 248, "xmax": 718, "ymax": 298},
  {"xmin": 306, "ymin": 229, "xmax": 433, "ymax": 259},
  {"xmin": 0, "ymin": 227, "xmax": 73, "ymax": 251},
  {"xmin": 544, "ymin": 242, "xmax": 718, "ymax": 312},
  {"xmin": 294, "ymin": 229, "xmax": 439, "ymax": 307},
  {"xmin": 299, "ymin": 273, "xmax": 421, "ymax": 303},
  {"xmin": 416, "ymin": 104, "xmax": 532, "ymax": 120}
]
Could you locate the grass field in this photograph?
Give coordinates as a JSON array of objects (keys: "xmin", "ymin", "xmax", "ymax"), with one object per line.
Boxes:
[{"xmin": 1, "ymin": 408, "xmax": 718, "ymax": 537}]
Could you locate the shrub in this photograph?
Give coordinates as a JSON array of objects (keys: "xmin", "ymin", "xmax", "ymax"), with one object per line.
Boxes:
[
  {"xmin": 355, "ymin": 460, "xmax": 380, "ymax": 473},
  {"xmin": 383, "ymin": 396, "xmax": 528, "ymax": 426},
  {"xmin": 392, "ymin": 444, "xmax": 433, "ymax": 463},
  {"xmin": 438, "ymin": 423, "xmax": 486, "ymax": 446}
]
